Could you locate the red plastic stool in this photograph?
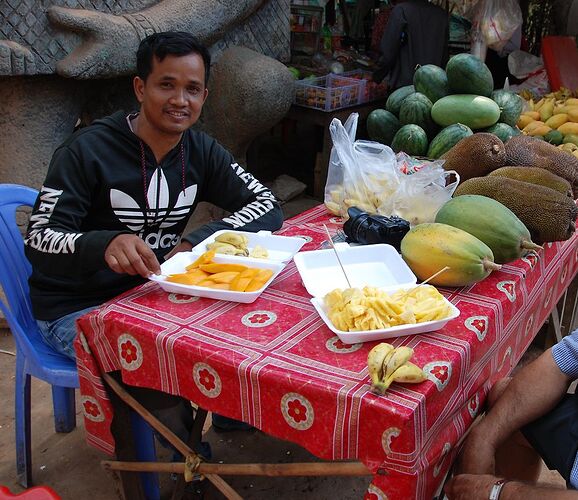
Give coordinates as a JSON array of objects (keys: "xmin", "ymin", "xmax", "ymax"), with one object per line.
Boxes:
[{"xmin": 0, "ymin": 486, "xmax": 60, "ymax": 500}]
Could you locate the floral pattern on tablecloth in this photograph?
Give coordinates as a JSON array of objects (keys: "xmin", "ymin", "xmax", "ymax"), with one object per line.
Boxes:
[{"xmin": 75, "ymin": 204, "xmax": 578, "ymax": 500}]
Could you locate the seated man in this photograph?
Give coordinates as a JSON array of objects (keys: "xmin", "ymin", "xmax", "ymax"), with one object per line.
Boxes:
[
  {"xmin": 24, "ymin": 31, "xmax": 283, "ymax": 438},
  {"xmin": 447, "ymin": 329, "xmax": 578, "ymax": 499},
  {"xmin": 373, "ymin": 0, "xmax": 449, "ymax": 90}
]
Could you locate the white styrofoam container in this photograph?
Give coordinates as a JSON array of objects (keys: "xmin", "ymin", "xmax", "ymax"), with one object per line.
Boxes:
[
  {"xmin": 293, "ymin": 243, "xmax": 460, "ymax": 343},
  {"xmin": 190, "ymin": 230, "xmax": 306, "ymax": 264},
  {"xmin": 149, "ymin": 252, "xmax": 284, "ymax": 303}
]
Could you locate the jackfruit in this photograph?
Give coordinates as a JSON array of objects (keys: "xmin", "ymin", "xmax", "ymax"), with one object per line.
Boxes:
[
  {"xmin": 488, "ymin": 166, "xmax": 573, "ymax": 198},
  {"xmin": 441, "ymin": 133, "xmax": 506, "ymax": 181},
  {"xmin": 504, "ymin": 135, "xmax": 578, "ymax": 196},
  {"xmin": 454, "ymin": 177, "xmax": 577, "ymax": 243}
]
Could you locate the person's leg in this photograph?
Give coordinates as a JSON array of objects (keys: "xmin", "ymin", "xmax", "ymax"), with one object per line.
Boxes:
[
  {"xmin": 37, "ymin": 309, "xmax": 209, "ymax": 457},
  {"xmin": 484, "ymin": 378, "xmax": 543, "ymax": 482},
  {"xmin": 36, "ymin": 306, "xmax": 98, "ymax": 360},
  {"xmin": 488, "ymin": 377, "xmax": 578, "ymax": 485},
  {"xmin": 211, "ymin": 413, "xmax": 254, "ymax": 432}
]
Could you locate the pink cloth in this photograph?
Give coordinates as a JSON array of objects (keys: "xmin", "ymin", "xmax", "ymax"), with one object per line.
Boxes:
[{"xmin": 75, "ymin": 204, "xmax": 578, "ymax": 499}]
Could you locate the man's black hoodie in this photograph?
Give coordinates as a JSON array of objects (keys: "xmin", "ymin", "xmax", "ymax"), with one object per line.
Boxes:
[{"xmin": 24, "ymin": 111, "xmax": 283, "ymax": 320}]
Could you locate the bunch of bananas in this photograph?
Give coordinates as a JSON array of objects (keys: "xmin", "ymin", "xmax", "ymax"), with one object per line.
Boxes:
[
  {"xmin": 206, "ymin": 232, "xmax": 269, "ymax": 259},
  {"xmin": 367, "ymin": 342, "xmax": 426, "ymax": 395}
]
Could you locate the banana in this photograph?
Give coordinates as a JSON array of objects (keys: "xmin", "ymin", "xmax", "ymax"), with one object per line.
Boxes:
[
  {"xmin": 215, "ymin": 232, "xmax": 249, "ymax": 248},
  {"xmin": 206, "ymin": 241, "xmax": 239, "ymax": 255},
  {"xmin": 383, "ymin": 346, "xmax": 414, "ymax": 382},
  {"xmin": 387, "ymin": 361, "xmax": 427, "ymax": 385},
  {"xmin": 367, "ymin": 343, "xmax": 394, "ymax": 390}
]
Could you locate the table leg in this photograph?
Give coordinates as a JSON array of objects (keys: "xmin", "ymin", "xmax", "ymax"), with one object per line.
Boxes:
[
  {"xmin": 171, "ymin": 408, "xmax": 208, "ymax": 500},
  {"xmin": 108, "ymin": 384, "xmax": 145, "ymax": 500}
]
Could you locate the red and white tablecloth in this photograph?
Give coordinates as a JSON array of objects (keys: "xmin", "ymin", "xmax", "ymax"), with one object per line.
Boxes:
[{"xmin": 75, "ymin": 205, "xmax": 578, "ymax": 500}]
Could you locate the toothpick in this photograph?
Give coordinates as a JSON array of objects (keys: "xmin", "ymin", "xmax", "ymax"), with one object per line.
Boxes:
[
  {"xmin": 323, "ymin": 224, "xmax": 353, "ymax": 288},
  {"xmin": 400, "ymin": 266, "xmax": 450, "ymax": 298}
]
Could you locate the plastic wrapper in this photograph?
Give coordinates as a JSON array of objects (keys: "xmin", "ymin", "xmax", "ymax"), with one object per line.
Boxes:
[
  {"xmin": 324, "ymin": 115, "xmax": 460, "ymax": 225},
  {"xmin": 468, "ymin": 0, "xmax": 523, "ymax": 52},
  {"xmin": 390, "ymin": 153, "xmax": 460, "ymax": 226},
  {"xmin": 324, "ymin": 114, "xmax": 397, "ymax": 218}
]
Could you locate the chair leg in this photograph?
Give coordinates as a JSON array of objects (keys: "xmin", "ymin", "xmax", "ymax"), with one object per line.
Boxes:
[
  {"xmin": 130, "ymin": 411, "xmax": 160, "ymax": 500},
  {"xmin": 51, "ymin": 385, "xmax": 76, "ymax": 433},
  {"xmin": 15, "ymin": 355, "xmax": 32, "ymax": 488}
]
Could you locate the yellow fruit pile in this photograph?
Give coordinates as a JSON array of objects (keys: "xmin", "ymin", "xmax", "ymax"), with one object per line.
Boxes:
[
  {"xmin": 166, "ymin": 250, "xmax": 274, "ymax": 292},
  {"xmin": 324, "ymin": 284, "xmax": 452, "ymax": 332},
  {"xmin": 518, "ymin": 89, "xmax": 578, "ymax": 158}
]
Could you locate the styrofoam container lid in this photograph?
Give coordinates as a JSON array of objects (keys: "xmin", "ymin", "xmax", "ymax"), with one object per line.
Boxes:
[
  {"xmin": 190, "ymin": 230, "xmax": 306, "ymax": 264},
  {"xmin": 293, "ymin": 243, "xmax": 417, "ymax": 297},
  {"xmin": 149, "ymin": 251, "xmax": 284, "ymax": 303}
]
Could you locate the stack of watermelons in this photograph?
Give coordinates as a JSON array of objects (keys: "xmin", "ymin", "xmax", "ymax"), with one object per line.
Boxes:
[{"xmin": 366, "ymin": 53, "xmax": 524, "ymax": 159}]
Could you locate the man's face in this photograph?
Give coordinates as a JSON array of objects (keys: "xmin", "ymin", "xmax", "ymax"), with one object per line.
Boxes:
[{"xmin": 133, "ymin": 53, "xmax": 208, "ymax": 138}]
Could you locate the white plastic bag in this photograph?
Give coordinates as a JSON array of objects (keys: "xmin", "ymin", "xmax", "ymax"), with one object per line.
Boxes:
[
  {"xmin": 390, "ymin": 154, "xmax": 460, "ymax": 226},
  {"xmin": 470, "ymin": 0, "xmax": 523, "ymax": 52},
  {"xmin": 508, "ymin": 50, "xmax": 544, "ymax": 80},
  {"xmin": 324, "ymin": 114, "xmax": 397, "ymax": 218}
]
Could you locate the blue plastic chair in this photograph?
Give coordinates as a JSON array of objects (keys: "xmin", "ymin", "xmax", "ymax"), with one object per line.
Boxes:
[{"xmin": 0, "ymin": 184, "xmax": 159, "ymax": 498}]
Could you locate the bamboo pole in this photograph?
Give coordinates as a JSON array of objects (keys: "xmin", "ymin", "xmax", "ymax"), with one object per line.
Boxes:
[
  {"xmin": 102, "ymin": 460, "xmax": 372, "ymax": 477},
  {"xmin": 101, "ymin": 373, "xmax": 241, "ymax": 500}
]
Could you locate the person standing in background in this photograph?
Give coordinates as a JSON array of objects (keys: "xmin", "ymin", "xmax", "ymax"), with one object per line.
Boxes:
[{"xmin": 373, "ymin": 0, "xmax": 449, "ymax": 89}]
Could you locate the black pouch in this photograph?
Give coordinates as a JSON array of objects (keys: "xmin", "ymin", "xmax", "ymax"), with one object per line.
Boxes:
[{"xmin": 343, "ymin": 207, "xmax": 410, "ymax": 251}]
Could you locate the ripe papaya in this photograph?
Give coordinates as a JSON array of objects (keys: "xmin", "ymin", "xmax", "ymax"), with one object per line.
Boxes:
[
  {"xmin": 400, "ymin": 223, "xmax": 501, "ymax": 287},
  {"xmin": 435, "ymin": 195, "xmax": 542, "ymax": 264}
]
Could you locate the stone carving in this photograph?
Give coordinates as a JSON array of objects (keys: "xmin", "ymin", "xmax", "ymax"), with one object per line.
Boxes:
[{"xmin": 0, "ymin": 0, "xmax": 293, "ymax": 190}]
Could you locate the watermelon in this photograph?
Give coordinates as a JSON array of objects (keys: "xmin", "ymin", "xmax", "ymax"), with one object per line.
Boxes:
[
  {"xmin": 385, "ymin": 85, "xmax": 415, "ymax": 116},
  {"xmin": 399, "ymin": 92, "xmax": 436, "ymax": 137},
  {"xmin": 367, "ymin": 109, "xmax": 400, "ymax": 145},
  {"xmin": 413, "ymin": 65, "xmax": 450, "ymax": 103},
  {"xmin": 446, "ymin": 53, "xmax": 494, "ymax": 97},
  {"xmin": 431, "ymin": 94, "xmax": 500, "ymax": 129},
  {"xmin": 484, "ymin": 122, "xmax": 519, "ymax": 143},
  {"xmin": 391, "ymin": 124, "xmax": 429, "ymax": 156},
  {"xmin": 491, "ymin": 90, "xmax": 524, "ymax": 127},
  {"xmin": 427, "ymin": 123, "xmax": 473, "ymax": 159}
]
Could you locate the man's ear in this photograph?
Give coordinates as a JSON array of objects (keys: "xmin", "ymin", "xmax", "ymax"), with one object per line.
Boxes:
[
  {"xmin": 202, "ymin": 88, "xmax": 209, "ymax": 104},
  {"xmin": 133, "ymin": 76, "xmax": 145, "ymax": 103}
]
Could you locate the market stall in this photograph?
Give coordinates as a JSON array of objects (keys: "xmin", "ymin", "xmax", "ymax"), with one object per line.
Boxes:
[
  {"xmin": 72, "ymin": 3, "xmax": 578, "ymax": 498},
  {"xmin": 75, "ymin": 203, "xmax": 578, "ymax": 499}
]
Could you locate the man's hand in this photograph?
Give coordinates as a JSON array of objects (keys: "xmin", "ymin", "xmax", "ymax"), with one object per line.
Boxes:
[
  {"xmin": 47, "ymin": 6, "xmax": 138, "ymax": 79},
  {"xmin": 105, "ymin": 234, "xmax": 161, "ymax": 278},
  {"xmin": 0, "ymin": 40, "xmax": 36, "ymax": 76},
  {"xmin": 446, "ymin": 474, "xmax": 503, "ymax": 500},
  {"xmin": 164, "ymin": 241, "xmax": 193, "ymax": 261}
]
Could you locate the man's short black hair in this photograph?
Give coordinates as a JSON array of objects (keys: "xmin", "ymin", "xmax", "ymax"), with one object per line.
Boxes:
[{"xmin": 136, "ymin": 31, "xmax": 211, "ymax": 85}]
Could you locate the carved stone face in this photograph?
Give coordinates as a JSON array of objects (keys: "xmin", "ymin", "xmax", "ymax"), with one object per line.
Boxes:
[{"xmin": 134, "ymin": 53, "xmax": 208, "ymax": 140}]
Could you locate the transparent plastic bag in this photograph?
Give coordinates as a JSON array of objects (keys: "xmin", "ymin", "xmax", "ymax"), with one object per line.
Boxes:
[
  {"xmin": 470, "ymin": 0, "xmax": 523, "ymax": 52},
  {"xmin": 324, "ymin": 113, "xmax": 397, "ymax": 218},
  {"xmin": 389, "ymin": 153, "xmax": 460, "ymax": 226}
]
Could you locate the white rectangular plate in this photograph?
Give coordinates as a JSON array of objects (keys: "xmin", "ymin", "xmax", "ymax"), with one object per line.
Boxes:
[
  {"xmin": 149, "ymin": 251, "xmax": 284, "ymax": 303},
  {"xmin": 311, "ymin": 293, "xmax": 461, "ymax": 344}
]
